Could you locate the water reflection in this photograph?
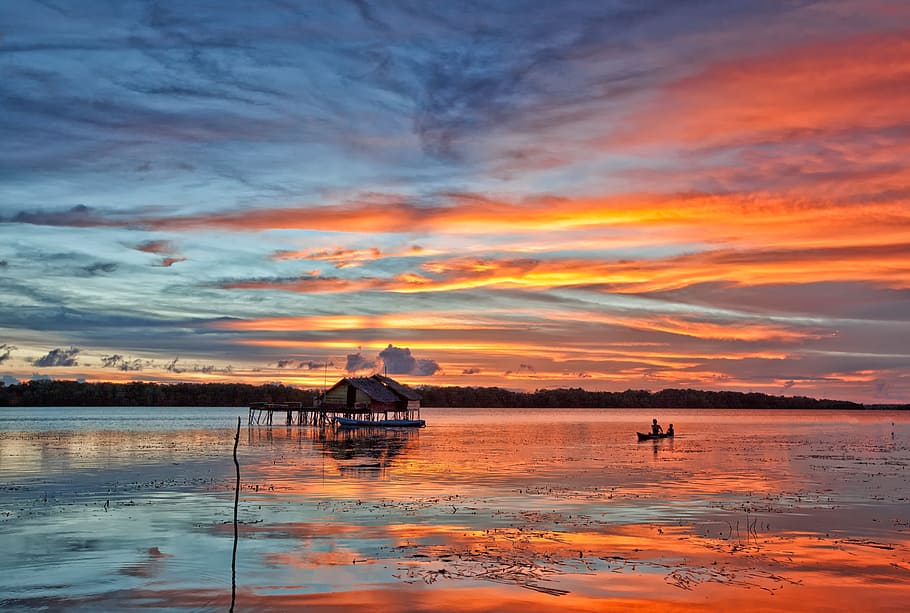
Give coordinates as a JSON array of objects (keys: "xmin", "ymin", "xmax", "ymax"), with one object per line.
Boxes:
[
  {"xmin": 245, "ymin": 425, "xmax": 419, "ymax": 480},
  {"xmin": 1, "ymin": 409, "xmax": 909, "ymax": 612},
  {"xmin": 646, "ymin": 436, "xmax": 674, "ymax": 457}
]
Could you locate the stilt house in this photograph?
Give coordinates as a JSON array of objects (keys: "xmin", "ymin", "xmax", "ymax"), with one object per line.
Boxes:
[{"xmin": 320, "ymin": 374, "xmax": 421, "ymax": 421}]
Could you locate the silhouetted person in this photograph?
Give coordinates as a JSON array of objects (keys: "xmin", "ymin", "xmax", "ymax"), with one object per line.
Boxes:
[
  {"xmin": 651, "ymin": 418, "xmax": 663, "ymax": 435},
  {"xmin": 667, "ymin": 423, "xmax": 675, "ymax": 436}
]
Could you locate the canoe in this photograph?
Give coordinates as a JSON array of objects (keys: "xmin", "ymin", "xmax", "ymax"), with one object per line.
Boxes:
[
  {"xmin": 333, "ymin": 416, "xmax": 426, "ymax": 428},
  {"xmin": 636, "ymin": 432, "xmax": 674, "ymax": 441}
]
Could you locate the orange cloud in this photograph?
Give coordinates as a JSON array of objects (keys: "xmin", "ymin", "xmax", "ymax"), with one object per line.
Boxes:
[
  {"xmin": 610, "ymin": 30, "xmax": 910, "ymax": 150},
  {"xmin": 272, "ymin": 246, "xmax": 383, "ymax": 268},
  {"xmin": 221, "ymin": 241, "xmax": 910, "ymax": 296},
  {"xmin": 133, "ymin": 188, "xmax": 909, "ymax": 271},
  {"xmin": 215, "ymin": 313, "xmax": 535, "ymax": 333},
  {"xmin": 221, "ymin": 276, "xmax": 384, "ymax": 293}
]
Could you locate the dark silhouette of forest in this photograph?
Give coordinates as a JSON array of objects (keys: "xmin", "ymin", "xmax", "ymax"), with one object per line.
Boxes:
[
  {"xmin": 0, "ymin": 380, "xmax": 316, "ymax": 407},
  {"xmin": 0, "ymin": 379, "xmax": 882, "ymax": 409},
  {"xmin": 415, "ymin": 385, "xmax": 867, "ymax": 409}
]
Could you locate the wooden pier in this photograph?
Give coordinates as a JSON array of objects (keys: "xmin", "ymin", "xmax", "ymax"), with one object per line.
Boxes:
[
  {"xmin": 247, "ymin": 402, "xmax": 418, "ymax": 427},
  {"xmin": 248, "ymin": 402, "xmax": 330, "ymax": 426}
]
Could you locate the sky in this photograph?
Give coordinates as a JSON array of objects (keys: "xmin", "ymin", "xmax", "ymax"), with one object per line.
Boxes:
[{"xmin": 1, "ymin": 0, "xmax": 909, "ymax": 403}]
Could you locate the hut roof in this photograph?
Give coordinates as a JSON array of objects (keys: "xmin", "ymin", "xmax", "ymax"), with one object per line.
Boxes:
[
  {"xmin": 372, "ymin": 374, "xmax": 421, "ymax": 401},
  {"xmin": 346, "ymin": 377, "xmax": 400, "ymax": 403}
]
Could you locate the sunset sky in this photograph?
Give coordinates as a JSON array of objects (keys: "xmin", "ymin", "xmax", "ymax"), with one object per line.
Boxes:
[{"xmin": 1, "ymin": 0, "xmax": 909, "ymax": 402}]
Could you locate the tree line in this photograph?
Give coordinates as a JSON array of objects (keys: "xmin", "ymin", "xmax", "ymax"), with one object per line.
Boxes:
[
  {"xmin": 0, "ymin": 379, "xmax": 876, "ymax": 409},
  {"xmin": 414, "ymin": 385, "xmax": 867, "ymax": 409},
  {"xmin": 0, "ymin": 380, "xmax": 316, "ymax": 407}
]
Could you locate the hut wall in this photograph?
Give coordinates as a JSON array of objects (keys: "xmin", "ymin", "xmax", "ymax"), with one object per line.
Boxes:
[
  {"xmin": 324, "ymin": 385, "xmax": 349, "ymax": 405},
  {"xmin": 323, "ymin": 383, "xmax": 377, "ymax": 409},
  {"xmin": 354, "ymin": 388, "xmax": 372, "ymax": 407}
]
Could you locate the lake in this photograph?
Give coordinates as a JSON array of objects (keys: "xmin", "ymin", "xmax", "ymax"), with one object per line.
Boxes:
[{"xmin": 1, "ymin": 407, "xmax": 908, "ymax": 612}]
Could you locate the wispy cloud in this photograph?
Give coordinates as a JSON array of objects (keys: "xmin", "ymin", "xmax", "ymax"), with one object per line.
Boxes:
[
  {"xmin": 0, "ymin": 344, "xmax": 16, "ymax": 364},
  {"xmin": 1, "ymin": 1, "xmax": 908, "ymax": 401},
  {"xmin": 1, "ymin": 204, "xmax": 113, "ymax": 227},
  {"xmin": 131, "ymin": 240, "xmax": 186, "ymax": 267},
  {"xmin": 272, "ymin": 246, "xmax": 383, "ymax": 269},
  {"xmin": 101, "ymin": 354, "xmax": 149, "ymax": 371},
  {"xmin": 216, "ymin": 241, "xmax": 910, "ymax": 296},
  {"xmin": 608, "ymin": 31, "xmax": 910, "ymax": 152}
]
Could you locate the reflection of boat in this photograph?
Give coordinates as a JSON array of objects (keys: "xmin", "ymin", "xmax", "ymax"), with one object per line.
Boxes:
[
  {"xmin": 636, "ymin": 432, "xmax": 674, "ymax": 441},
  {"xmin": 333, "ymin": 416, "xmax": 425, "ymax": 428}
]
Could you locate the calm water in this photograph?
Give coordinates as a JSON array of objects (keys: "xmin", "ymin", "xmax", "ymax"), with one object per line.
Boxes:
[{"xmin": 1, "ymin": 407, "xmax": 909, "ymax": 612}]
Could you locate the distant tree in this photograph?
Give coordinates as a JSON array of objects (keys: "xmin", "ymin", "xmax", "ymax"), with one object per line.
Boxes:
[{"xmin": 0, "ymin": 380, "xmax": 876, "ymax": 409}]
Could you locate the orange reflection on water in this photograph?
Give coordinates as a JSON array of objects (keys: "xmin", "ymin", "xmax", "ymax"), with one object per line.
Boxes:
[
  {"xmin": 225, "ymin": 516, "xmax": 910, "ymax": 612},
  {"xmin": 4, "ymin": 410, "xmax": 910, "ymax": 611}
]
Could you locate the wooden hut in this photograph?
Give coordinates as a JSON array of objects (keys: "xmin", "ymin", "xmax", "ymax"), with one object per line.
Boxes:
[
  {"xmin": 249, "ymin": 374, "xmax": 422, "ymax": 426},
  {"xmin": 320, "ymin": 375, "xmax": 422, "ymax": 421}
]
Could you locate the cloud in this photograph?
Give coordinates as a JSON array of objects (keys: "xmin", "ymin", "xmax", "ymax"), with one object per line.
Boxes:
[
  {"xmin": 378, "ymin": 344, "xmax": 440, "ymax": 376},
  {"xmin": 101, "ymin": 354, "xmax": 147, "ymax": 371},
  {"xmin": 2, "ymin": 374, "xmax": 20, "ymax": 386},
  {"xmin": 33, "ymin": 346, "xmax": 80, "ymax": 367},
  {"xmin": 273, "ymin": 247, "xmax": 383, "ymax": 269},
  {"xmin": 101, "ymin": 354, "xmax": 124, "ymax": 368},
  {"xmin": 504, "ymin": 363, "xmax": 538, "ymax": 377},
  {"xmin": 874, "ymin": 379, "xmax": 889, "ymax": 398},
  {"xmin": 345, "ymin": 352, "xmax": 375, "ymax": 373},
  {"xmin": 505, "ymin": 363, "xmax": 537, "ymax": 377},
  {"xmin": 609, "ymin": 31, "xmax": 910, "ymax": 152},
  {"xmin": 213, "ymin": 313, "xmax": 541, "ymax": 333},
  {"xmin": 132, "ymin": 240, "xmax": 186, "ymax": 267},
  {"xmin": 0, "ymin": 204, "xmax": 112, "ymax": 227},
  {"xmin": 0, "ymin": 344, "xmax": 15, "ymax": 364},
  {"xmin": 159, "ymin": 257, "xmax": 186, "ymax": 267},
  {"xmin": 82, "ymin": 262, "xmax": 118, "ymax": 276},
  {"xmin": 9, "ymin": 189, "xmax": 910, "ymax": 272},
  {"xmin": 1, "ymin": 3, "xmax": 907, "ymax": 403},
  {"xmin": 301, "ymin": 360, "xmax": 334, "ymax": 370},
  {"xmin": 220, "ymin": 239, "xmax": 910, "ymax": 299},
  {"xmin": 134, "ymin": 240, "xmax": 175, "ymax": 255},
  {"xmin": 159, "ymin": 356, "xmax": 228, "ymax": 375},
  {"xmin": 276, "ymin": 360, "xmax": 293, "ymax": 368},
  {"xmin": 220, "ymin": 275, "xmax": 385, "ymax": 294}
]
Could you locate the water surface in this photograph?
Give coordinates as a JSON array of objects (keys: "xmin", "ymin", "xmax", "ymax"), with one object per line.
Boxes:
[{"xmin": 1, "ymin": 407, "xmax": 908, "ymax": 611}]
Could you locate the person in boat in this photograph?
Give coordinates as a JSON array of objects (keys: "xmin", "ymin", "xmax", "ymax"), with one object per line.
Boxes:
[
  {"xmin": 666, "ymin": 423, "xmax": 674, "ymax": 436},
  {"xmin": 651, "ymin": 418, "xmax": 663, "ymax": 435}
]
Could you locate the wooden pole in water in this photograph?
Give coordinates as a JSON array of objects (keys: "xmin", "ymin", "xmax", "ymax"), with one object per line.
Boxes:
[{"xmin": 230, "ymin": 416, "xmax": 240, "ymax": 612}]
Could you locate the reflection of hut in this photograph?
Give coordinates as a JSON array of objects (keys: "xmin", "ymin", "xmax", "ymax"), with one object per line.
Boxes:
[{"xmin": 321, "ymin": 375, "xmax": 421, "ymax": 421}]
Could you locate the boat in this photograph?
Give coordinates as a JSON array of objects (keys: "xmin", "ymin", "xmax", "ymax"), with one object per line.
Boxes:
[
  {"xmin": 636, "ymin": 432, "xmax": 674, "ymax": 441},
  {"xmin": 333, "ymin": 416, "xmax": 426, "ymax": 428}
]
